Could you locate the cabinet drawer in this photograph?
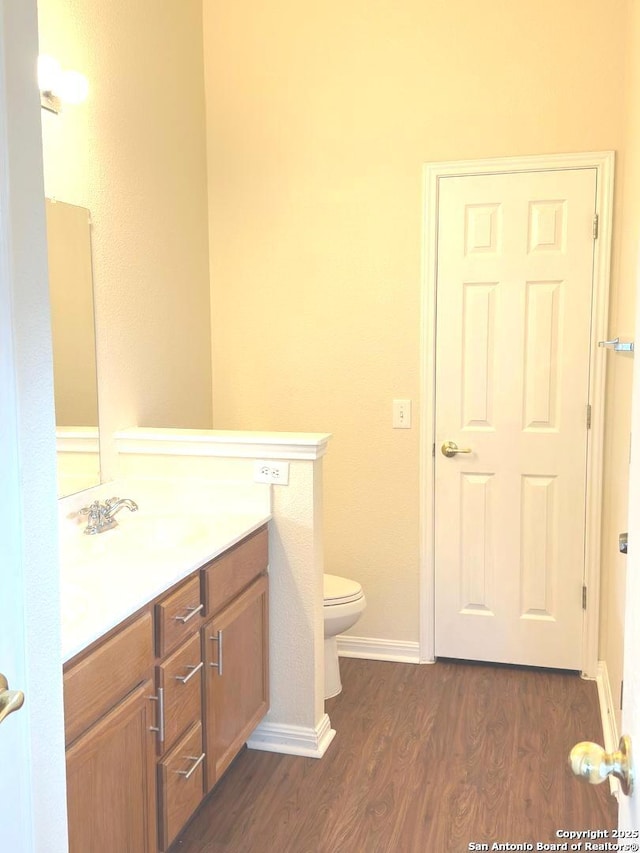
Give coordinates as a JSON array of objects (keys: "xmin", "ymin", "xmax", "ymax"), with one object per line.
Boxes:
[
  {"xmin": 158, "ymin": 632, "xmax": 203, "ymax": 752},
  {"xmin": 158, "ymin": 721, "xmax": 205, "ymax": 851},
  {"xmin": 156, "ymin": 575, "xmax": 203, "ymax": 657},
  {"xmin": 64, "ymin": 611, "xmax": 153, "ymax": 746},
  {"xmin": 203, "ymin": 525, "xmax": 268, "ymax": 615}
]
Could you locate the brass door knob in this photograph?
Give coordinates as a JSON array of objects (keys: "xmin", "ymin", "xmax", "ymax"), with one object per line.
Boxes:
[
  {"xmin": 569, "ymin": 735, "xmax": 633, "ymax": 796},
  {"xmin": 441, "ymin": 441, "xmax": 473, "ymax": 458},
  {"xmin": 0, "ymin": 673, "xmax": 25, "ymax": 726}
]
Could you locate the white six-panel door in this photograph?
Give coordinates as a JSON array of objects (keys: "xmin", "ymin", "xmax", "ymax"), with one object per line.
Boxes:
[{"xmin": 434, "ymin": 168, "xmax": 597, "ymax": 669}]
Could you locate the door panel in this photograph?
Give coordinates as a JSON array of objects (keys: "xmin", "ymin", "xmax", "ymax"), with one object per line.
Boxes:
[
  {"xmin": 434, "ymin": 168, "xmax": 597, "ymax": 669},
  {"xmin": 0, "ymin": 5, "xmax": 68, "ymax": 850},
  {"xmin": 619, "ymin": 280, "xmax": 640, "ymax": 829}
]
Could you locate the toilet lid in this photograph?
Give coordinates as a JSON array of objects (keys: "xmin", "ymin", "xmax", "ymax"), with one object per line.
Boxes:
[{"xmin": 324, "ymin": 573, "xmax": 363, "ymax": 605}]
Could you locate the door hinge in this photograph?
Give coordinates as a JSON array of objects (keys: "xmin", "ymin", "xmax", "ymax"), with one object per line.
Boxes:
[
  {"xmin": 593, "ymin": 213, "xmax": 599, "ymax": 240},
  {"xmin": 586, "ymin": 404, "xmax": 592, "ymax": 429},
  {"xmin": 621, "ymin": 680, "xmax": 624, "ymax": 710},
  {"xmin": 432, "ymin": 442, "xmax": 435, "ymax": 457},
  {"xmin": 582, "ymin": 584, "xmax": 587, "ymax": 610}
]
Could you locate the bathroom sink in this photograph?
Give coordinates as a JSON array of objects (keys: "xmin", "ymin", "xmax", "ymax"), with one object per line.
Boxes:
[
  {"xmin": 60, "ymin": 581, "xmax": 92, "ymax": 617},
  {"xmin": 121, "ymin": 514, "xmax": 214, "ymax": 549},
  {"xmin": 60, "ymin": 513, "xmax": 215, "ymax": 572}
]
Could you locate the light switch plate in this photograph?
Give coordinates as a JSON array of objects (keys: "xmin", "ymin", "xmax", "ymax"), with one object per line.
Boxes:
[{"xmin": 392, "ymin": 399, "xmax": 412, "ymax": 429}]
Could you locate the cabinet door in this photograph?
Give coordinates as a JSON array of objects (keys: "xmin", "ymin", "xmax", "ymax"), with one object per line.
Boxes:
[
  {"xmin": 203, "ymin": 575, "xmax": 269, "ymax": 791},
  {"xmin": 66, "ymin": 679, "xmax": 158, "ymax": 853}
]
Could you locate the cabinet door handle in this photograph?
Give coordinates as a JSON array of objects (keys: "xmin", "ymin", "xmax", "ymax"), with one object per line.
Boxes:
[
  {"xmin": 175, "ymin": 752, "xmax": 205, "ymax": 780},
  {"xmin": 174, "ymin": 661, "xmax": 204, "ymax": 684},
  {"xmin": 174, "ymin": 603, "xmax": 204, "ymax": 624},
  {"xmin": 209, "ymin": 630, "xmax": 223, "ymax": 676},
  {"xmin": 148, "ymin": 687, "xmax": 165, "ymax": 744}
]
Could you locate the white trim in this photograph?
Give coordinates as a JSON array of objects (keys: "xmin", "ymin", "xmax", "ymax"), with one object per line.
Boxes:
[
  {"xmin": 419, "ymin": 151, "xmax": 615, "ymax": 674},
  {"xmin": 56, "ymin": 426, "xmax": 99, "ymax": 454},
  {"xmin": 115, "ymin": 427, "xmax": 332, "ymax": 461},
  {"xmin": 582, "ymin": 154, "xmax": 615, "ymax": 678},
  {"xmin": 337, "ymin": 635, "xmax": 421, "ymax": 664},
  {"xmin": 595, "ymin": 660, "xmax": 621, "ymax": 798},
  {"xmin": 246, "ymin": 713, "xmax": 336, "ymax": 759}
]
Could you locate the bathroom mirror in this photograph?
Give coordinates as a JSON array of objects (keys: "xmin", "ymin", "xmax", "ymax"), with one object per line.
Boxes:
[{"xmin": 45, "ymin": 197, "xmax": 101, "ymax": 497}]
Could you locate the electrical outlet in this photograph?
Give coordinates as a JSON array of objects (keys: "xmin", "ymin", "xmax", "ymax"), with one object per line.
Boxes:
[{"xmin": 253, "ymin": 460, "xmax": 290, "ymax": 485}]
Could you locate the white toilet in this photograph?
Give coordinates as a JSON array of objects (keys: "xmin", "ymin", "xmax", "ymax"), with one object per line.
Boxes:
[{"xmin": 323, "ymin": 573, "xmax": 366, "ymax": 699}]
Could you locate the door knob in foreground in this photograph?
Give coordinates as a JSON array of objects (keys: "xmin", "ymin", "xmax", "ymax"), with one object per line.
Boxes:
[
  {"xmin": 441, "ymin": 441, "xmax": 473, "ymax": 458},
  {"xmin": 0, "ymin": 673, "xmax": 25, "ymax": 726},
  {"xmin": 569, "ymin": 735, "xmax": 633, "ymax": 796}
]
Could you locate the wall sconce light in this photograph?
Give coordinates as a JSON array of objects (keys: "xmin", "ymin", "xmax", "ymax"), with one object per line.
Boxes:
[{"xmin": 38, "ymin": 55, "xmax": 89, "ymax": 115}]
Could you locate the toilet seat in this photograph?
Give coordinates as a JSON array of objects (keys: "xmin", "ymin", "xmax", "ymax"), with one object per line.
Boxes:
[
  {"xmin": 322, "ymin": 573, "xmax": 366, "ymax": 699},
  {"xmin": 324, "ymin": 573, "xmax": 363, "ymax": 606}
]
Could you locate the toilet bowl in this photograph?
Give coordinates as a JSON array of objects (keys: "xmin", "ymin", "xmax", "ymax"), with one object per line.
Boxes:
[{"xmin": 323, "ymin": 573, "xmax": 366, "ymax": 699}]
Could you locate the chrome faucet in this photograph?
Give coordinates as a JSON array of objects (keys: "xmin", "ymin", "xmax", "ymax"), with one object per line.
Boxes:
[{"xmin": 80, "ymin": 497, "xmax": 139, "ymax": 535}]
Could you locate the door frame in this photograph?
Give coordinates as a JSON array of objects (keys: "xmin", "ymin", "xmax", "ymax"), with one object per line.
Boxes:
[{"xmin": 419, "ymin": 151, "xmax": 615, "ymax": 677}]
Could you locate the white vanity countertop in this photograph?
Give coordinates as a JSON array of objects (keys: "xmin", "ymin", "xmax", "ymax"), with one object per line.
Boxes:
[{"xmin": 60, "ymin": 508, "xmax": 271, "ymax": 664}]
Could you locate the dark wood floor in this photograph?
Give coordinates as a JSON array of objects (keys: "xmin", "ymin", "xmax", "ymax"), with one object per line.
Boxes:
[{"xmin": 171, "ymin": 658, "xmax": 618, "ymax": 853}]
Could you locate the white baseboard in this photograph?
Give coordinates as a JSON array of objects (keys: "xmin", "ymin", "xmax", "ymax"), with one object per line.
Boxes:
[
  {"xmin": 595, "ymin": 659, "xmax": 620, "ymax": 798},
  {"xmin": 337, "ymin": 635, "xmax": 421, "ymax": 663},
  {"xmin": 246, "ymin": 712, "xmax": 336, "ymax": 759}
]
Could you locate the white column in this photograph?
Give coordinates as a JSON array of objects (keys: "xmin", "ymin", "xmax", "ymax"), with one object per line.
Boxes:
[
  {"xmin": 114, "ymin": 428, "xmax": 335, "ymax": 757},
  {"xmin": 250, "ymin": 454, "xmax": 334, "ymax": 756}
]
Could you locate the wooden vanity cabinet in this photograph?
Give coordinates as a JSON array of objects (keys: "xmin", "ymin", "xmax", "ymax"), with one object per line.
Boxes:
[
  {"xmin": 63, "ymin": 525, "xmax": 269, "ymax": 853},
  {"xmin": 203, "ymin": 574, "xmax": 269, "ymax": 789},
  {"xmin": 200, "ymin": 526, "xmax": 269, "ymax": 791},
  {"xmin": 63, "ymin": 611, "xmax": 157, "ymax": 853},
  {"xmin": 66, "ymin": 679, "xmax": 158, "ymax": 853},
  {"xmin": 157, "ymin": 721, "xmax": 205, "ymax": 847},
  {"xmin": 154, "ymin": 577, "xmax": 205, "ymax": 852},
  {"xmin": 155, "ymin": 574, "xmax": 203, "ymax": 658},
  {"xmin": 156, "ymin": 631, "xmax": 203, "ymax": 754}
]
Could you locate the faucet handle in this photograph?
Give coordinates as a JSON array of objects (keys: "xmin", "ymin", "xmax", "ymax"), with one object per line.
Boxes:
[
  {"xmin": 80, "ymin": 500, "xmax": 100, "ymax": 516},
  {"xmin": 79, "ymin": 500, "xmax": 102, "ymax": 535},
  {"xmin": 104, "ymin": 496, "xmax": 120, "ymax": 507}
]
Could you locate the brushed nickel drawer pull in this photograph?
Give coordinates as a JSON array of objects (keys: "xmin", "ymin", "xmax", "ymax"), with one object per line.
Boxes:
[
  {"xmin": 175, "ymin": 661, "xmax": 204, "ymax": 684},
  {"xmin": 174, "ymin": 603, "xmax": 204, "ymax": 624},
  {"xmin": 148, "ymin": 687, "xmax": 165, "ymax": 744},
  {"xmin": 209, "ymin": 630, "xmax": 223, "ymax": 676},
  {"xmin": 175, "ymin": 752, "xmax": 205, "ymax": 780}
]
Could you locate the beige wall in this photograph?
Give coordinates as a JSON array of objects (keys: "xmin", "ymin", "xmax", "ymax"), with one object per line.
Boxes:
[
  {"xmin": 204, "ymin": 1, "xmax": 630, "ymax": 646},
  {"xmin": 38, "ymin": 0, "xmax": 213, "ymax": 477},
  {"xmin": 36, "ymin": 0, "xmax": 638, "ymax": 691}
]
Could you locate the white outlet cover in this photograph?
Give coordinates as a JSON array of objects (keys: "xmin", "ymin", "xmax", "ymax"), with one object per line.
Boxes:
[{"xmin": 253, "ymin": 460, "xmax": 290, "ymax": 485}]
